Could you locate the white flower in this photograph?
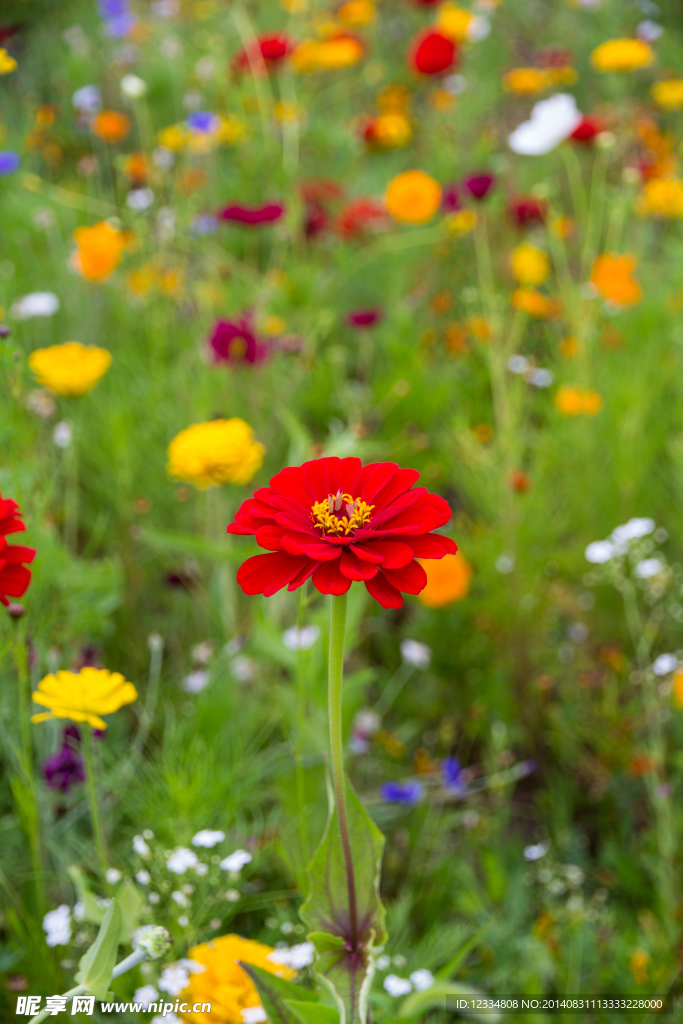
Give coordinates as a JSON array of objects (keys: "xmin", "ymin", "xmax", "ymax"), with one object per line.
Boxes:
[
  {"xmin": 171, "ymin": 890, "xmax": 191, "ymax": 908},
  {"xmin": 72, "ymin": 85, "xmax": 101, "ymax": 113},
  {"xmin": 267, "ymin": 942, "xmax": 316, "ymax": 970},
  {"xmin": 183, "ymin": 670, "xmax": 209, "ymax": 694},
  {"xmin": 400, "ymin": 639, "xmax": 432, "ymax": 669},
  {"xmin": 136, "ymin": 869, "xmax": 151, "ymax": 885},
  {"xmin": 53, "ymin": 421, "xmax": 73, "ymax": 449},
  {"xmin": 177, "ymin": 958, "xmax": 206, "ymax": 973},
  {"xmin": 242, "ymin": 1008, "xmax": 267, "ymax": 1024},
  {"xmin": 225, "ymin": 888, "xmax": 240, "ymax": 901},
  {"xmin": 158, "ymin": 965, "xmax": 190, "ymax": 996},
  {"xmin": 152, "ymin": 1016, "xmax": 181, "ymax": 1024},
  {"xmin": 524, "ymin": 841, "xmax": 550, "ymax": 861},
  {"xmin": 410, "ymin": 969, "xmax": 435, "ymax": 992},
  {"xmin": 653, "ymin": 653, "xmax": 677, "ymax": 676},
  {"xmin": 73, "ymin": 899, "xmax": 85, "ymax": 922},
  {"xmin": 467, "ymin": 14, "xmax": 490, "ymax": 40},
  {"xmin": 106, "ymin": 868, "xmax": 122, "ymax": 885},
  {"xmin": 635, "ymin": 558, "xmax": 663, "ymax": 579},
  {"xmin": 384, "ymin": 974, "xmax": 413, "ymax": 997},
  {"xmin": 120, "ymin": 73, "xmax": 148, "ymax": 99},
  {"xmin": 231, "ymin": 656, "xmax": 254, "ymax": 683},
  {"xmin": 585, "ymin": 540, "xmax": 615, "ymax": 564},
  {"xmin": 443, "ymin": 73, "xmax": 466, "ymax": 95},
  {"xmin": 509, "ymin": 94, "xmax": 583, "ymax": 156},
  {"xmin": 127, "ymin": 188, "xmax": 155, "ymax": 211},
  {"xmin": 192, "ymin": 829, "xmax": 225, "ymax": 848},
  {"xmin": 153, "ymin": 146, "xmax": 175, "ymax": 170},
  {"xmin": 611, "ymin": 518, "xmax": 655, "ymax": 544},
  {"xmin": 43, "ymin": 905, "xmax": 71, "ymax": 947},
  {"xmin": 636, "ymin": 19, "xmax": 663, "ymax": 42},
  {"xmin": 282, "ymin": 625, "xmax": 320, "ymax": 651},
  {"xmin": 195, "ymin": 862, "xmax": 208, "ymax": 876},
  {"xmin": 375, "ymin": 954, "xmax": 391, "ymax": 970},
  {"xmin": 134, "ymin": 985, "xmax": 159, "ymax": 1009},
  {"xmin": 508, "ymin": 355, "xmax": 528, "ymax": 374},
  {"xmin": 11, "ymin": 292, "xmax": 60, "ymax": 319},
  {"xmin": 527, "ymin": 367, "xmax": 554, "ymax": 388},
  {"xmin": 220, "ymin": 849, "xmax": 252, "ymax": 872},
  {"xmin": 166, "ymin": 847, "xmax": 199, "ymax": 874},
  {"xmin": 133, "ymin": 834, "xmax": 151, "ymax": 857}
]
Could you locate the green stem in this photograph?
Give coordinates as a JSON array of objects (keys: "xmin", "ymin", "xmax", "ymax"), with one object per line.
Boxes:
[
  {"xmin": 83, "ymin": 726, "xmax": 109, "ymax": 881},
  {"xmin": 12, "ymin": 624, "xmax": 45, "ymax": 916},
  {"xmin": 64, "ymin": 408, "xmax": 80, "ymax": 552},
  {"xmin": 295, "ymin": 589, "xmax": 311, "ymax": 861},
  {"xmin": 28, "ymin": 985, "xmax": 87, "ymax": 1024},
  {"xmin": 328, "ymin": 592, "xmax": 358, "ymax": 949}
]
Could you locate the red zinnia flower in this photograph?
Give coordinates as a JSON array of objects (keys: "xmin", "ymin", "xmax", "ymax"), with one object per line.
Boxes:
[
  {"xmin": 258, "ymin": 33, "xmax": 293, "ymax": 63},
  {"xmin": 410, "ymin": 30, "xmax": 457, "ymax": 76},
  {"xmin": 228, "ymin": 457, "xmax": 456, "ymax": 609},
  {"xmin": 219, "ymin": 202, "xmax": 285, "ymax": 226},
  {"xmin": 570, "ymin": 116, "xmax": 603, "ymax": 145},
  {"xmin": 0, "ymin": 491, "xmax": 36, "ymax": 607}
]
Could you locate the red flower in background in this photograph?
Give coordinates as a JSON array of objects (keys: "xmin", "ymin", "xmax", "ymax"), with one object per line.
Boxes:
[
  {"xmin": 209, "ymin": 316, "xmax": 268, "ymax": 365},
  {"xmin": 219, "ymin": 201, "xmax": 285, "ymax": 226},
  {"xmin": 464, "ymin": 173, "xmax": 495, "ymax": 201},
  {"xmin": 233, "ymin": 33, "xmax": 294, "ymax": 74},
  {"xmin": 228, "ymin": 457, "xmax": 456, "ymax": 609},
  {"xmin": 509, "ymin": 196, "xmax": 547, "ymax": 228},
  {"xmin": 0, "ymin": 492, "xmax": 36, "ymax": 607},
  {"xmin": 347, "ymin": 308, "xmax": 382, "ymax": 328},
  {"xmin": 258, "ymin": 33, "xmax": 293, "ymax": 62},
  {"xmin": 410, "ymin": 30, "xmax": 457, "ymax": 76},
  {"xmin": 570, "ymin": 116, "xmax": 603, "ymax": 145},
  {"xmin": 335, "ymin": 197, "xmax": 387, "ymax": 239}
]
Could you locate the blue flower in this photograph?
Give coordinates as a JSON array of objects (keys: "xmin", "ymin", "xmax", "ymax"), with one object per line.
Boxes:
[
  {"xmin": 97, "ymin": 0, "xmax": 129, "ymax": 17},
  {"xmin": 442, "ymin": 755, "xmax": 466, "ymax": 795},
  {"xmin": 105, "ymin": 13, "xmax": 136, "ymax": 37},
  {"xmin": 380, "ymin": 781, "xmax": 423, "ymax": 805},
  {"xmin": 191, "ymin": 214, "xmax": 218, "ymax": 235},
  {"xmin": 0, "ymin": 151, "xmax": 20, "ymax": 175},
  {"xmin": 187, "ymin": 111, "xmax": 219, "ymax": 134}
]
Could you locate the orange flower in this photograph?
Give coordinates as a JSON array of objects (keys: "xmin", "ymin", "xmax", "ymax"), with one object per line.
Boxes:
[
  {"xmin": 555, "ymin": 387, "xmax": 602, "ymax": 417},
  {"xmin": 508, "ymin": 470, "xmax": 531, "ymax": 493},
  {"xmin": 591, "ymin": 254, "xmax": 642, "ymax": 306},
  {"xmin": 385, "ymin": 170, "xmax": 442, "ymax": 224},
  {"xmin": 418, "ymin": 552, "xmax": 473, "ymax": 608},
  {"xmin": 73, "ymin": 221, "xmax": 127, "ymax": 282},
  {"xmin": 91, "ymin": 110, "xmax": 131, "ymax": 144},
  {"xmin": 123, "ymin": 152, "xmax": 150, "ymax": 185},
  {"xmin": 629, "ymin": 950, "xmax": 650, "ymax": 985},
  {"xmin": 512, "ymin": 288, "xmax": 560, "ymax": 318},
  {"xmin": 673, "ymin": 668, "xmax": 683, "ymax": 708}
]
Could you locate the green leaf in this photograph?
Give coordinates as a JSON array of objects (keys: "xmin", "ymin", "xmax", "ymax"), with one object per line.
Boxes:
[
  {"xmin": 286, "ymin": 1000, "xmax": 340, "ymax": 1024},
  {"xmin": 75, "ymin": 899, "xmax": 122, "ymax": 1001},
  {"xmin": 115, "ymin": 879, "xmax": 144, "ymax": 938},
  {"xmin": 239, "ymin": 962, "xmax": 318, "ymax": 1024},
  {"xmin": 140, "ymin": 527, "xmax": 257, "ymax": 562},
  {"xmin": 67, "ymin": 866, "xmax": 105, "ymax": 925},
  {"xmin": 301, "ymin": 780, "xmax": 386, "ymax": 1024},
  {"xmin": 398, "ymin": 983, "xmax": 501, "ymax": 1022}
]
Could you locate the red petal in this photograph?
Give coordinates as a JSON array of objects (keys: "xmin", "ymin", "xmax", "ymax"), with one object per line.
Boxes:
[
  {"xmin": 255, "ymin": 525, "xmax": 285, "ymax": 550},
  {"xmin": 358, "ymin": 461, "xmax": 399, "ymax": 503},
  {"xmin": 281, "ymin": 531, "xmax": 321, "ymax": 554},
  {"xmin": 236, "ymin": 551, "xmax": 309, "ymax": 596},
  {"xmin": 0, "ymin": 564, "xmax": 31, "ymax": 598},
  {"xmin": 312, "ymin": 559, "xmax": 352, "ymax": 595},
  {"xmin": 382, "ymin": 560, "xmax": 428, "ymax": 594},
  {"xmin": 304, "ymin": 458, "xmax": 332, "ymax": 500},
  {"xmin": 334, "ymin": 457, "xmax": 362, "ymax": 497},
  {"xmin": 339, "ymin": 550, "xmax": 379, "ymax": 581},
  {"xmin": 269, "ymin": 466, "xmax": 312, "ymax": 509},
  {"xmin": 274, "ymin": 510, "xmax": 314, "ymax": 533},
  {"xmin": 365, "ymin": 570, "xmax": 403, "ymax": 609},
  {"xmin": 304, "ymin": 542, "xmax": 342, "ymax": 561},
  {"xmin": 0, "ymin": 519, "xmax": 25, "ymax": 536},
  {"xmin": 381, "ymin": 507, "xmax": 440, "ymax": 535},
  {"xmin": 3, "ymin": 545, "xmax": 36, "ymax": 564},
  {"xmin": 407, "ymin": 534, "xmax": 457, "ymax": 558},
  {"xmin": 287, "ymin": 559, "xmax": 319, "ymax": 591},
  {"xmin": 371, "ymin": 467, "xmax": 421, "ymax": 510},
  {"xmin": 365, "ymin": 540, "xmax": 413, "ymax": 568},
  {"xmin": 349, "ymin": 543, "xmax": 384, "ymax": 565}
]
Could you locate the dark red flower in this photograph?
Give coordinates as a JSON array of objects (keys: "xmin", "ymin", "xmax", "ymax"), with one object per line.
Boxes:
[
  {"xmin": 219, "ymin": 202, "xmax": 285, "ymax": 226},
  {"xmin": 0, "ymin": 492, "xmax": 35, "ymax": 607},
  {"xmin": 209, "ymin": 316, "xmax": 268, "ymax": 365},
  {"xmin": 258, "ymin": 33, "xmax": 293, "ymax": 63},
  {"xmin": 570, "ymin": 116, "xmax": 603, "ymax": 145},
  {"xmin": 233, "ymin": 33, "xmax": 294, "ymax": 75},
  {"xmin": 299, "ymin": 179, "xmax": 344, "ymax": 205},
  {"xmin": 536, "ymin": 47, "xmax": 573, "ymax": 68},
  {"xmin": 509, "ymin": 196, "xmax": 547, "ymax": 228},
  {"xmin": 410, "ymin": 30, "xmax": 457, "ymax": 76},
  {"xmin": 442, "ymin": 182, "xmax": 461, "ymax": 213},
  {"xmin": 304, "ymin": 202, "xmax": 329, "ymax": 239},
  {"xmin": 228, "ymin": 457, "xmax": 456, "ymax": 609},
  {"xmin": 463, "ymin": 173, "xmax": 495, "ymax": 201},
  {"xmin": 336, "ymin": 197, "xmax": 387, "ymax": 239},
  {"xmin": 347, "ymin": 308, "xmax": 382, "ymax": 328}
]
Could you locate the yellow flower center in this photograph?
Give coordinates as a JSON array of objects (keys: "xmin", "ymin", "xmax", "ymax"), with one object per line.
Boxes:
[{"xmin": 311, "ymin": 491, "xmax": 374, "ymax": 536}]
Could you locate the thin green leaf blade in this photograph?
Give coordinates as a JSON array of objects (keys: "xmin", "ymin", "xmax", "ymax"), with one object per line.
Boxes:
[
  {"xmin": 75, "ymin": 899, "xmax": 122, "ymax": 1001},
  {"xmin": 286, "ymin": 1000, "xmax": 341, "ymax": 1024},
  {"xmin": 239, "ymin": 962, "xmax": 318, "ymax": 1024}
]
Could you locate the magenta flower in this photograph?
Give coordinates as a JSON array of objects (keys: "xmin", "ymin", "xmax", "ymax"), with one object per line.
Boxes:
[
  {"xmin": 43, "ymin": 727, "xmax": 85, "ymax": 794},
  {"xmin": 463, "ymin": 173, "xmax": 495, "ymax": 201},
  {"xmin": 346, "ymin": 308, "xmax": 383, "ymax": 329},
  {"xmin": 209, "ymin": 316, "xmax": 268, "ymax": 365},
  {"xmin": 218, "ymin": 202, "xmax": 285, "ymax": 226},
  {"xmin": 442, "ymin": 182, "xmax": 461, "ymax": 212}
]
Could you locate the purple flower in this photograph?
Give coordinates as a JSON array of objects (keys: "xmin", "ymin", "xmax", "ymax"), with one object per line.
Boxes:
[
  {"xmin": 209, "ymin": 316, "xmax": 268, "ymax": 365},
  {"xmin": 191, "ymin": 214, "xmax": 218, "ymax": 235},
  {"xmin": 442, "ymin": 182, "xmax": 461, "ymax": 212},
  {"xmin": 98, "ymin": 0, "xmax": 129, "ymax": 16},
  {"xmin": 43, "ymin": 728, "xmax": 85, "ymax": 794},
  {"xmin": 105, "ymin": 13, "xmax": 136, "ymax": 37},
  {"xmin": 0, "ymin": 152, "xmax": 21, "ymax": 175},
  {"xmin": 463, "ymin": 173, "xmax": 495, "ymax": 201},
  {"xmin": 346, "ymin": 308, "xmax": 382, "ymax": 329},
  {"xmin": 442, "ymin": 755, "xmax": 466, "ymax": 795},
  {"xmin": 187, "ymin": 111, "xmax": 219, "ymax": 134},
  {"xmin": 380, "ymin": 781, "xmax": 423, "ymax": 805},
  {"xmin": 219, "ymin": 202, "xmax": 285, "ymax": 226}
]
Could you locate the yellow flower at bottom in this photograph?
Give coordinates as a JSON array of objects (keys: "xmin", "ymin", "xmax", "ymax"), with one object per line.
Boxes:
[
  {"xmin": 31, "ymin": 668, "xmax": 138, "ymax": 730},
  {"xmin": 0, "ymin": 49, "xmax": 17, "ymax": 75},
  {"xmin": 167, "ymin": 419, "xmax": 265, "ymax": 489},
  {"xmin": 180, "ymin": 934, "xmax": 296, "ymax": 1024},
  {"xmin": 591, "ymin": 38, "xmax": 654, "ymax": 73},
  {"xmin": 510, "ymin": 244, "xmax": 550, "ymax": 286},
  {"xmin": 418, "ymin": 552, "xmax": 473, "ymax": 608},
  {"xmin": 28, "ymin": 342, "xmax": 112, "ymax": 397},
  {"xmin": 385, "ymin": 170, "xmax": 442, "ymax": 225}
]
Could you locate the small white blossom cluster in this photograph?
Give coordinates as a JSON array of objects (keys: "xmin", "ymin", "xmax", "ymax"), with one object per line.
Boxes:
[
  {"xmin": 158, "ymin": 958, "xmax": 205, "ymax": 996},
  {"xmin": 267, "ymin": 942, "xmax": 316, "ymax": 971},
  {"xmin": 383, "ymin": 969, "xmax": 435, "ymax": 997},
  {"xmin": 585, "ymin": 518, "xmax": 657, "ymax": 567},
  {"xmin": 43, "ymin": 905, "xmax": 72, "ymax": 947}
]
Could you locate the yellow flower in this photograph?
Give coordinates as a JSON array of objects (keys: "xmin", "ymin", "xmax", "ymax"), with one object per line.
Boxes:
[
  {"xmin": 385, "ymin": 170, "xmax": 442, "ymax": 224},
  {"xmin": 179, "ymin": 934, "xmax": 295, "ymax": 1024},
  {"xmin": 167, "ymin": 419, "xmax": 265, "ymax": 489},
  {"xmin": 652, "ymin": 79, "xmax": 683, "ymax": 109},
  {"xmin": 0, "ymin": 48, "xmax": 17, "ymax": 75},
  {"xmin": 31, "ymin": 668, "xmax": 138, "ymax": 730},
  {"xmin": 28, "ymin": 342, "xmax": 112, "ymax": 397},
  {"xmin": 673, "ymin": 668, "xmax": 683, "ymax": 707},
  {"xmin": 338, "ymin": 0, "xmax": 375, "ymax": 26},
  {"xmin": 418, "ymin": 552, "xmax": 473, "ymax": 608},
  {"xmin": 629, "ymin": 950, "xmax": 650, "ymax": 985},
  {"xmin": 373, "ymin": 111, "xmax": 412, "ymax": 148},
  {"xmin": 510, "ymin": 244, "xmax": 551, "ymax": 286},
  {"xmin": 73, "ymin": 221, "xmax": 127, "ymax": 282},
  {"xmin": 503, "ymin": 68, "xmax": 552, "ymax": 94},
  {"xmin": 377, "ymin": 85, "xmax": 411, "ymax": 111},
  {"xmin": 555, "ymin": 387, "xmax": 602, "ymax": 417},
  {"xmin": 292, "ymin": 36, "xmax": 364, "ymax": 73},
  {"xmin": 157, "ymin": 125, "xmax": 187, "ymax": 151},
  {"xmin": 636, "ymin": 176, "xmax": 683, "ymax": 218},
  {"xmin": 436, "ymin": 4, "xmax": 474, "ymax": 42},
  {"xmin": 591, "ymin": 39, "xmax": 654, "ymax": 73},
  {"xmin": 445, "ymin": 209, "xmax": 477, "ymax": 235}
]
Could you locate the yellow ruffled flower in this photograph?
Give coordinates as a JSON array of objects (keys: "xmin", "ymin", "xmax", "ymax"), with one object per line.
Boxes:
[
  {"xmin": 652, "ymin": 79, "xmax": 683, "ymax": 109},
  {"xmin": 385, "ymin": 170, "xmax": 442, "ymax": 224},
  {"xmin": 31, "ymin": 668, "xmax": 138, "ymax": 730},
  {"xmin": 28, "ymin": 342, "xmax": 112, "ymax": 397},
  {"xmin": 373, "ymin": 111, "xmax": 412, "ymax": 148},
  {"xmin": 591, "ymin": 39, "xmax": 654, "ymax": 73},
  {"xmin": 179, "ymin": 934, "xmax": 296, "ymax": 1024},
  {"xmin": 510, "ymin": 244, "xmax": 551, "ymax": 287},
  {"xmin": 0, "ymin": 48, "xmax": 17, "ymax": 75},
  {"xmin": 636, "ymin": 176, "xmax": 683, "ymax": 218},
  {"xmin": 292, "ymin": 36, "xmax": 364, "ymax": 73},
  {"xmin": 167, "ymin": 419, "xmax": 265, "ymax": 489}
]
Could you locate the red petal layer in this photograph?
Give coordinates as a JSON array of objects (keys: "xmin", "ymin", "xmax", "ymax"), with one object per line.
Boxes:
[
  {"xmin": 365, "ymin": 540, "xmax": 413, "ymax": 568},
  {"xmin": 312, "ymin": 559, "xmax": 352, "ymax": 595},
  {"xmin": 407, "ymin": 534, "xmax": 457, "ymax": 558},
  {"xmin": 365, "ymin": 570, "xmax": 403, "ymax": 609},
  {"xmin": 382, "ymin": 560, "xmax": 428, "ymax": 594},
  {"xmin": 236, "ymin": 551, "xmax": 308, "ymax": 596},
  {"xmin": 0, "ymin": 564, "xmax": 32, "ymax": 599},
  {"xmin": 339, "ymin": 549, "xmax": 379, "ymax": 581}
]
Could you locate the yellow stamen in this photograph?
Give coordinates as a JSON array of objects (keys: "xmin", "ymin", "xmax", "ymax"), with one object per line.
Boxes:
[{"xmin": 311, "ymin": 492, "xmax": 374, "ymax": 536}]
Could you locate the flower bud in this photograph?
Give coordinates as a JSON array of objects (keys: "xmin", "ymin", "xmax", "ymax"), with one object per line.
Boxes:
[
  {"xmin": 7, "ymin": 603, "xmax": 25, "ymax": 619},
  {"xmin": 132, "ymin": 925, "xmax": 174, "ymax": 960}
]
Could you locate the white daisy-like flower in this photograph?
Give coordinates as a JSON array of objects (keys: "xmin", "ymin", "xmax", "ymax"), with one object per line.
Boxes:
[
  {"xmin": 383, "ymin": 974, "xmax": 413, "ymax": 997},
  {"xmin": 400, "ymin": 639, "xmax": 432, "ymax": 669},
  {"xmin": 192, "ymin": 829, "xmax": 225, "ymax": 848},
  {"xmin": 585, "ymin": 540, "xmax": 616, "ymax": 564},
  {"xmin": 220, "ymin": 849, "xmax": 252, "ymax": 872},
  {"xmin": 166, "ymin": 847, "xmax": 199, "ymax": 874},
  {"xmin": 509, "ymin": 94, "xmax": 582, "ymax": 156}
]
